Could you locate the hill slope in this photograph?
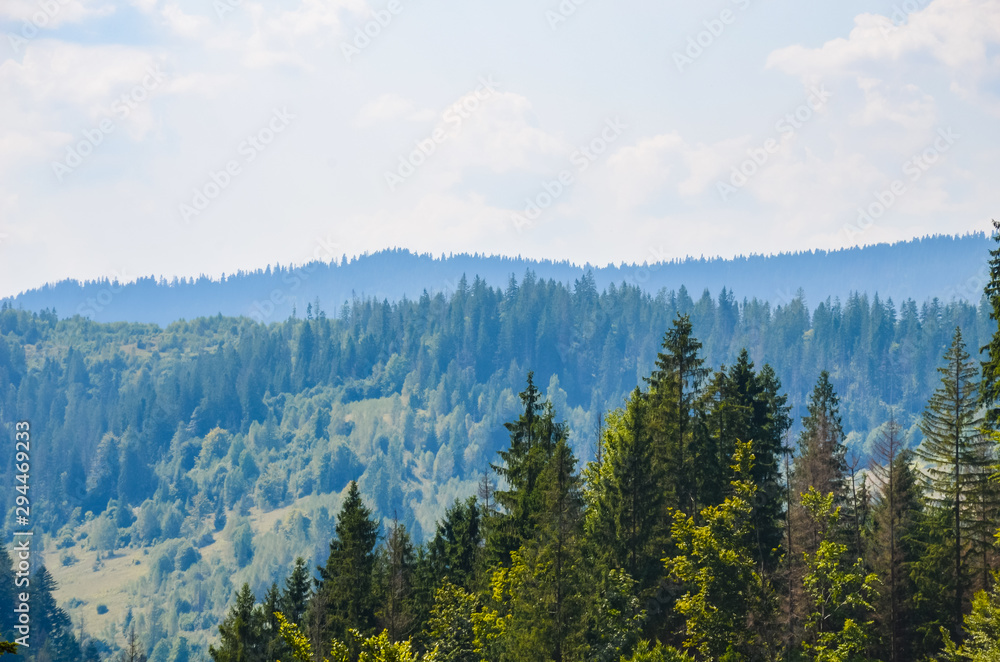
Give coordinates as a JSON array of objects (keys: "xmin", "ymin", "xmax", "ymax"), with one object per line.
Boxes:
[{"xmin": 5, "ymin": 233, "xmax": 989, "ymax": 326}]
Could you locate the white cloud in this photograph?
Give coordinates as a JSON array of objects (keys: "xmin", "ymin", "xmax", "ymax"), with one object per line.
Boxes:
[
  {"xmin": 355, "ymin": 93, "xmax": 434, "ymax": 127},
  {"xmin": 0, "ymin": 0, "xmax": 115, "ymax": 28}
]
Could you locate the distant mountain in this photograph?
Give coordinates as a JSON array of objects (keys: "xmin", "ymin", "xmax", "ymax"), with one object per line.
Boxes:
[{"xmin": 6, "ymin": 233, "xmax": 989, "ymax": 326}]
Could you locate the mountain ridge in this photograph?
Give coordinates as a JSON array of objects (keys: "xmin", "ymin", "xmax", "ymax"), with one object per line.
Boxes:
[{"xmin": 5, "ymin": 232, "xmax": 988, "ymax": 326}]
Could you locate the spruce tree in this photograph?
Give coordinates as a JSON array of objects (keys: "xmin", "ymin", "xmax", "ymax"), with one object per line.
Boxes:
[
  {"xmin": 647, "ymin": 314, "xmax": 710, "ymax": 516},
  {"xmin": 31, "ymin": 565, "xmax": 81, "ymax": 662},
  {"xmin": 791, "ymin": 371, "xmax": 849, "ymax": 554},
  {"xmin": 868, "ymin": 417, "xmax": 923, "ymax": 662},
  {"xmin": 666, "ymin": 440, "xmax": 781, "ymax": 662},
  {"xmin": 377, "ymin": 519, "xmax": 416, "ymax": 641},
  {"xmin": 209, "ymin": 583, "xmax": 266, "ymax": 662},
  {"xmin": 916, "ymin": 327, "xmax": 991, "ymax": 634},
  {"xmin": 584, "ymin": 388, "xmax": 665, "ymax": 596},
  {"xmin": 980, "ymin": 218, "xmax": 1000, "ymax": 429},
  {"xmin": 261, "ymin": 583, "xmax": 285, "ymax": 662},
  {"xmin": 311, "ymin": 480, "xmax": 381, "ymax": 647},
  {"xmin": 0, "ymin": 545, "xmax": 14, "ymax": 642},
  {"xmin": 489, "ymin": 373, "xmax": 564, "ymax": 565},
  {"xmin": 703, "ymin": 354, "xmax": 790, "ymax": 569},
  {"xmin": 503, "ymin": 436, "xmax": 589, "ymax": 662},
  {"xmin": 280, "ymin": 557, "xmax": 312, "ymax": 628},
  {"xmin": 787, "ymin": 371, "xmax": 849, "ymax": 646}
]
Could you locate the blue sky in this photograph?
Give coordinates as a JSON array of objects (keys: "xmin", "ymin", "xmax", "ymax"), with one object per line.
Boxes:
[{"xmin": 1, "ymin": 0, "xmax": 997, "ymax": 297}]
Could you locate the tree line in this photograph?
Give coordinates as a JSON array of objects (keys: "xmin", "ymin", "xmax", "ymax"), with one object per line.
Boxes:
[
  {"xmin": 0, "ymin": 229, "xmax": 997, "ymax": 660},
  {"xmin": 192, "ymin": 221, "xmax": 1000, "ymax": 662}
]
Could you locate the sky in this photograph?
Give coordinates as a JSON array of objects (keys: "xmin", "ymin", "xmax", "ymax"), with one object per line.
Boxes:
[{"xmin": 1, "ymin": 0, "xmax": 998, "ymax": 298}]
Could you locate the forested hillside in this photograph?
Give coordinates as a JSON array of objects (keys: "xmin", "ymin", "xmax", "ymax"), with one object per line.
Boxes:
[
  {"xmin": 4, "ymin": 233, "xmax": 989, "ymax": 326},
  {"xmin": 0, "ymin": 243, "xmax": 996, "ymax": 661}
]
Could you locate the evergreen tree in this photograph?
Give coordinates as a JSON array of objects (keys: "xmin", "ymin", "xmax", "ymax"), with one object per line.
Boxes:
[
  {"xmin": 703, "ymin": 354, "xmax": 790, "ymax": 569},
  {"xmin": 118, "ymin": 626, "xmax": 148, "ymax": 662},
  {"xmin": 910, "ymin": 506, "xmax": 959, "ymax": 657},
  {"xmin": 261, "ymin": 583, "xmax": 287, "ymax": 662},
  {"xmin": 787, "ymin": 371, "xmax": 850, "ymax": 646},
  {"xmin": 791, "ymin": 371, "xmax": 849, "ymax": 555},
  {"xmin": 941, "ymin": 571, "xmax": 1000, "ymax": 662},
  {"xmin": 477, "ymin": 436, "xmax": 589, "ymax": 662},
  {"xmin": 868, "ymin": 417, "xmax": 923, "ymax": 662},
  {"xmin": 647, "ymin": 314, "xmax": 710, "ymax": 516},
  {"xmin": 489, "ymin": 373, "xmax": 565, "ymax": 565},
  {"xmin": 209, "ymin": 583, "xmax": 266, "ymax": 662},
  {"xmin": 0, "ymin": 545, "xmax": 14, "ymax": 642},
  {"xmin": 980, "ymin": 218, "xmax": 1000, "ymax": 430},
  {"xmin": 30, "ymin": 565, "xmax": 81, "ymax": 662},
  {"xmin": 666, "ymin": 440, "xmax": 781, "ymax": 662},
  {"xmin": 584, "ymin": 389, "xmax": 666, "ymax": 598},
  {"xmin": 311, "ymin": 480, "xmax": 381, "ymax": 648},
  {"xmin": 377, "ymin": 519, "xmax": 416, "ymax": 641},
  {"xmin": 798, "ymin": 488, "xmax": 878, "ymax": 662},
  {"xmin": 281, "ymin": 557, "xmax": 313, "ymax": 627},
  {"xmin": 426, "ymin": 497, "xmax": 482, "ymax": 592},
  {"xmin": 916, "ymin": 327, "xmax": 990, "ymax": 634}
]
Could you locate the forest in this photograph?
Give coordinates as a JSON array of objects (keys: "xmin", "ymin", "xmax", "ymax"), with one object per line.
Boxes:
[{"xmin": 0, "ymin": 228, "xmax": 999, "ymax": 661}]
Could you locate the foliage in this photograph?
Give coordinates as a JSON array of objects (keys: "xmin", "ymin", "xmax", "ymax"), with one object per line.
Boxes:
[
  {"xmin": 666, "ymin": 440, "xmax": 780, "ymax": 661},
  {"xmin": 799, "ymin": 488, "xmax": 878, "ymax": 662}
]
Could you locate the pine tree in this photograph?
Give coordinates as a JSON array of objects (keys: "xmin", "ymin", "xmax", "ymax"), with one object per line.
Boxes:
[
  {"xmin": 485, "ymin": 436, "xmax": 589, "ymax": 662},
  {"xmin": 868, "ymin": 417, "xmax": 923, "ymax": 662},
  {"xmin": 980, "ymin": 218, "xmax": 1000, "ymax": 430},
  {"xmin": 311, "ymin": 480, "xmax": 381, "ymax": 647},
  {"xmin": 281, "ymin": 557, "xmax": 312, "ymax": 628},
  {"xmin": 119, "ymin": 626, "xmax": 148, "ymax": 662},
  {"xmin": 31, "ymin": 565, "xmax": 82, "ymax": 662},
  {"xmin": 209, "ymin": 583, "xmax": 266, "ymax": 662},
  {"xmin": 791, "ymin": 371, "xmax": 849, "ymax": 555},
  {"xmin": 647, "ymin": 314, "xmax": 710, "ymax": 516},
  {"xmin": 787, "ymin": 371, "xmax": 849, "ymax": 646},
  {"xmin": 0, "ymin": 545, "xmax": 14, "ymax": 642},
  {"xmin": 377, "ymin": 519, "xmax": 416, "ymax": 641},
  {"xmin": 489, "ymin": 373, "xmax": 564, "ymax": 565},
  {"xmin": 584, "ymin": 388, "xmax": 666, "ymax": 597},
  {"xmin": 916, "ymin": 327, "xmax": 990, "ymax": 634}
]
